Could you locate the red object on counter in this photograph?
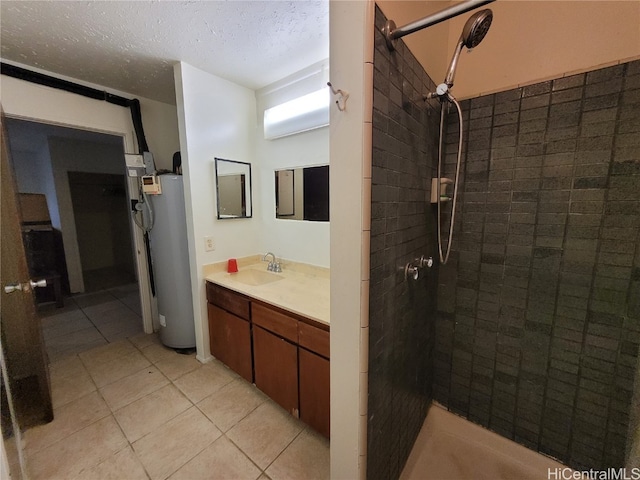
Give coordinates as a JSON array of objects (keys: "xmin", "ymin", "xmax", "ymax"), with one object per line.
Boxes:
[{"xmin": 227, "ymin": 258, "xmax": 238, "ymax": 273}]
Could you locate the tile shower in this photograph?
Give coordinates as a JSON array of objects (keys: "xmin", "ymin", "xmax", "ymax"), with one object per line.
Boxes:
[
  {"xmin": 368, "ymin": 7, "xmax": 440, "ymax": 479},
  {"xmin": 369, "ymin": 5, "xmax": 639, "ymax": 478},
  {"xmin": 436, "ymin": 59, "xmax": 640, "ymax": 470}
]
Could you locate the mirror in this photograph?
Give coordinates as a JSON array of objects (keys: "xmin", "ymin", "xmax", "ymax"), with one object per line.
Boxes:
[
  {"xmin": 215, "ymin": 158, "xmax": 252, "ymax": 219},
  {"xmin": 275, "ymin": 165, "xmax": 329, "ymax": 222}
]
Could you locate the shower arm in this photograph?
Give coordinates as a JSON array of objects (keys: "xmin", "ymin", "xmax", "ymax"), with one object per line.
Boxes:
[{"xmin": 382, "ymin": 0, "xmax": 494, "ymax": 51}]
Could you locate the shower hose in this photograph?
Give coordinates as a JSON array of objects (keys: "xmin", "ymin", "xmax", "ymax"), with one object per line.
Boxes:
[{"xmin": 437, "ymin": 93, "xmax": 464, "ymax": 265}]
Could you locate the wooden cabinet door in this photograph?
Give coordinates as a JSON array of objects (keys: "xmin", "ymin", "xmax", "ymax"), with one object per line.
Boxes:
[
  {"xmin": 299, "ymin": 348, "xmax": 330, "ymax": 438},
  {"xmin": 208, "ymin": 303, "xmax": 252, "ymax": 382},
  {"xmin": 253, "ymin": 325, "xmax": 298, "ymax": 417}
]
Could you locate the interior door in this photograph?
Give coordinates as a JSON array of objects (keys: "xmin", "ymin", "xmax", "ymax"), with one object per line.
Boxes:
[{"xmin": 0, "ymin": 110, "xmax": 53, "ymax": 430}]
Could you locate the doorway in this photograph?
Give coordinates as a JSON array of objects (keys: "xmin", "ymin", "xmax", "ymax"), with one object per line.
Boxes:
[
  {"xmin": 4, "ymin": 118, "xmax": 149, "ymax": 359},
  {"xmin": 67, "ymin": 171, "xmax": 136, "ymax": 292}
]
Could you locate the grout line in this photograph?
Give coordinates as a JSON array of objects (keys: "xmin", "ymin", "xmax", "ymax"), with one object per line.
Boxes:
[
  {"xmin": 222, "ymin": 432, "xmax": 268, "ymax": 476},
  {"xmin": 260, "ymin": 425, "xmax": 307, "ymax": 474}
]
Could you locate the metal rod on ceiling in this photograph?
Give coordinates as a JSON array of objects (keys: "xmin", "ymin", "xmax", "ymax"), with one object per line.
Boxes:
[{"xmin": 382, "ymin": 0, "xmax": 495, "ymax": 51}]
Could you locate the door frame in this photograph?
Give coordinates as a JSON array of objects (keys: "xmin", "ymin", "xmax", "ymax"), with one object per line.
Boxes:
[{"xmin": 4, "ymin": 113, "xmax": 155, "ymax": 334}]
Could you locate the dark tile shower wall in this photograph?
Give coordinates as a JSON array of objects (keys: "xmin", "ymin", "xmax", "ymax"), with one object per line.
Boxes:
[
  {"xmin": 436, "ymin": 59, "xmax": 640, "ymax": 470},
  {"xmin": 367, "ymin": 7, "xmax": 440, "ymax": 480}
]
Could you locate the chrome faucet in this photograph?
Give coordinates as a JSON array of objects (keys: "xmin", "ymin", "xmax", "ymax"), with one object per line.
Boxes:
[{"xmin": 262, "ymin": 252, "xmax": 282, "ymax": 272}]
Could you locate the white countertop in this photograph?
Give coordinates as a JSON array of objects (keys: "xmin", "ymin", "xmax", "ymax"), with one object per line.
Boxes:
[{"xmin": 204, "ymin": 256, "xmax": 330, "ymax": 326}]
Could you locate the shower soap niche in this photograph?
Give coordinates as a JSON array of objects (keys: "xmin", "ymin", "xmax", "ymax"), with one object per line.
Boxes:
[{"xmin": 431, "ymin": 177, "xmax": 453, "ymax": 203}]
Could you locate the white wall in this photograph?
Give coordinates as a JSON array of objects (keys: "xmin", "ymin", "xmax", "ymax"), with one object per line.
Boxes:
[
  {"xmin": 174, "ymin": 62, "xmax": 259, "ymax": 362},
  {"xmin": 254, "ymin": 60, "xmax": 330, "ymax": 267},
  {"xmin": 329, "ymin": 0, "xmax": 373, "ymax": 478},
  {"xmin": 254, "ymin": 125, "xmax": 330, "ymax": 267},
  {"xmin": 138, "ymin": 98, "xmax": 180, "ymax": 170}
]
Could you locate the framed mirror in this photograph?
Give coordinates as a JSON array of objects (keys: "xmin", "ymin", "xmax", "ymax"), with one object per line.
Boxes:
[
  {"xmin": 275, "ymin": 165, "xmax": 329, "ymax": 222},
  {"xmin": 215, "ymin": 158, "xmax": 252, "ymax": 219}
]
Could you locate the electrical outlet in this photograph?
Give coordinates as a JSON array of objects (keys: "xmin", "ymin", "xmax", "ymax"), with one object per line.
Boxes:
[{"xmin": 204, "ymin": 236, "xmax": 215, "ymax": 252}]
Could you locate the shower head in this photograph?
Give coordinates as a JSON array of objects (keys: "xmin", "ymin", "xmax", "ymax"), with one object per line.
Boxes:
[
  {"xmin": 461, "ymin": 8, "xmax": 493, "ymax": 48},
  {"xmin": 444, "ymin": 9, "xmax": 493, "ymax": 87}
]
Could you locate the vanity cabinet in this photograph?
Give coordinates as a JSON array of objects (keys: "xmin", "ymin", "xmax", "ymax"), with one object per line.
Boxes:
[
  {"xmin": 206, "ymin": 283, "xmax": 252, "ymax": 382},
  {"xmin": 252, "ymin": 303, "xmax": 330, "ymax": 437},
  {"xmin": 206, "ymin": 281, "xmax": 330, "ymax": 437}
]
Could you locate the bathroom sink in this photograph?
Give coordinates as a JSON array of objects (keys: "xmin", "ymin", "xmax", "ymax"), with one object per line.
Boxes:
[{"xmin": 231, "ymin": 269, "xmax": 283, "ymax": 286}]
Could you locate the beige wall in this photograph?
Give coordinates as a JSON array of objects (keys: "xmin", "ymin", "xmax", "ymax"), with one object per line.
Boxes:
[{"xmin": 377, "ymin": 1, "xmax": 640, "ymax": 99}]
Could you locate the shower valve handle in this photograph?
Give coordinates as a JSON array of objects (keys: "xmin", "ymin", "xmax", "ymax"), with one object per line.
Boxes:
[
  {"xmin": 436, "ymin": 83, "xmax": 449, "ymax": 96},
  {"xmin": 425, "ymin": 83, "xmax": 452, "ymax": 102},
  {"xmin": 405, "ymin": 264, "xmax": 419, "ymax": 281},
  {"xmin": 418, "ymin": 256, "xmax": 434, "ymax": 269}
]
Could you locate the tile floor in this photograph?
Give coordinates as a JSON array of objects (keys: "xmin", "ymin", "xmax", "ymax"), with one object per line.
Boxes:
[
  {"xmin": 28, "ymin": 287, "xmax": 329, "ymax": 480},
  {"xmin": 40, "ymin": 284, "xmax": 144, "ymax": 363}
]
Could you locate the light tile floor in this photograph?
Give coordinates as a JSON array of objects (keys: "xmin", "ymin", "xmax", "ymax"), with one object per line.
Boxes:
[
  {"xmin": 28, "ymin": 287, "xmax": 329, "ymax": 480},
  {"xmin": 40, "ymin": 284, "xmax": 144, "ymax": 363}
]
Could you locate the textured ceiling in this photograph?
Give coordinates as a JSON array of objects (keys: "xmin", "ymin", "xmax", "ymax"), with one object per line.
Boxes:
[{"xmin": 1, "ymin": 0, "xmax": 329, "ymax": 104}]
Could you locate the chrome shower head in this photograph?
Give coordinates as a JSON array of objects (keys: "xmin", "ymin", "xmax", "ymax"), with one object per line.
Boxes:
[
  {"xmin": 461, "ymin": 9, "xmax": 493, "ymax": 48},
  {"xmin": 444, "ymin": 9, "xmax": 493, "ymax": 87}
]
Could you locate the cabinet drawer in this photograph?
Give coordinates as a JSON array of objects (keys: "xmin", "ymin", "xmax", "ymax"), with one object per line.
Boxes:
[
  {"xmin": 252, "ymin": 303, "xmax": 298, "ymax": 343},
  {"xmin": 206, "ymin": 282, "xmax": 250, "ymax": 320},
  {"xmin": 298, "ymin": 322, "xmax": 329, "ymax": 358}
]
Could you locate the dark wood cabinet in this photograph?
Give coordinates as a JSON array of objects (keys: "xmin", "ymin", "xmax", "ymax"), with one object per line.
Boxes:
[
  {"xmin": 251, "ymin": 302, "xmax": 299, "ymax": 415},
  {"xmin": 206, "ymin": 285, "xmax": 252, "ymax": 382},
  {"xmin": 299, "ymin": 347, "xmax": 330, "ymax": 438},
  {"xmin": 207, "ymin": 304, "xmax": 252, "ymax": 382},
  {"xmin": 253, "ymin": 325, "xmax": 299, "ymax": 416},
  {"xmin": 298, "ymin": 321, "xmax": 330, "ymax": 437},
  {"xmin": 206, "ymin": 280, "xmax": 330, "ymax": 437}
]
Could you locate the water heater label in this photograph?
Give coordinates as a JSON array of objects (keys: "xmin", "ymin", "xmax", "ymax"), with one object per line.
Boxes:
[
  {"xmin": 159, "ymin": 314, "xmax": 166, "ymax": 327},
  {"xmin": 142, "ymin": 174, "xmax": 162, "ymax": 194}
]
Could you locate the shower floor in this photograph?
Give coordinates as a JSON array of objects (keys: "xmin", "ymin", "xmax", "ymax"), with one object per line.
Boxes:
[{"xmin": 400, "ymin": 403, "xmax": 570, "ymax": 480}]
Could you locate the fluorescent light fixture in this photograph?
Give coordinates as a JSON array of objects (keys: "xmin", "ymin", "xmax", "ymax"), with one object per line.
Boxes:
[{"xmin": 264, "ymin": 87, "xmax": 329, "ymax": 140}]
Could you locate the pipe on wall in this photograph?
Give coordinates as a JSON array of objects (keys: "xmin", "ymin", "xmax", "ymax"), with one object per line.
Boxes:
[{"xmin": 1, "ymin": 62, "xmax": 149, "ymax": 154}]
